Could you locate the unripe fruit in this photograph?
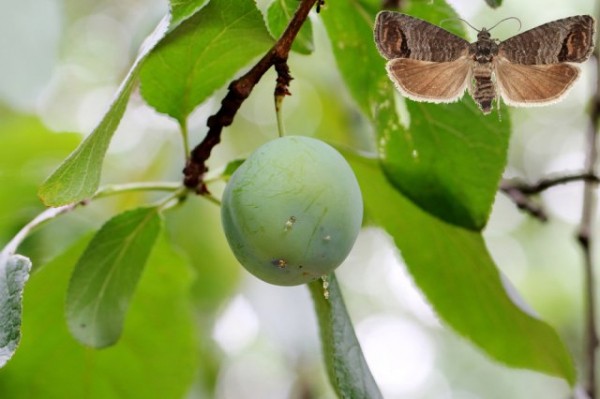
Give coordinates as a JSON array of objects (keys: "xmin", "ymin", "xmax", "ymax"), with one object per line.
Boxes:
[{"xmin": 221, "ymin": 136, "xmax": 363, "ymax": 286}]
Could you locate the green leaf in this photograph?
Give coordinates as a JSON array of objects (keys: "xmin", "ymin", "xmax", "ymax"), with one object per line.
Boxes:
[
  {"xmin": 267, "ymin": 0, "xmax": 314, "ymax": 54},
  {"xmin": 403, "ymin": 0, "xmax": 466, "ymax": 37},
  {"xmin": 0, "ymin": 255, "xmax": 31, "ymax": 368},
  {"xmin": 0, "ymin": 234, "xmax": 198, "ymax": 399},
  {"xmin": 169, "ymin": 0, "xmax": 209, "ymax": 29},
  {"xmin": 308, "ymin": 274, "xmax": 383, "ymax": 398},
  {"xmin": 222, "ymin": 158, "xmax": 245, "ymax": 181},
  {"xmin": 323, "ymin": 0, "xmax": 510, "ymax": 230},
  {"xmin": 382, "ymin": 100, "xmax": 510, "ymax": 230},
  {"xmin": 139, "ymin": 0, "xmax": 274, "ymax": 123},
  {"xmin": 484, "ymin": 0, "xmax": 503, "ymax": 8},
  {"xmin": 320, "ymin": 0, "xmax": 390, "ymax": 121},
  {"xmin": 349, "ymin": 156, "xmax": 576, "ymax": 385},
  {"xmin": 65, "ymin": 207, "xmax": 162, "ymax": 348},
  {"xmin": 38, "ymin": 19, "xmax": 169, "ymax": 206}
]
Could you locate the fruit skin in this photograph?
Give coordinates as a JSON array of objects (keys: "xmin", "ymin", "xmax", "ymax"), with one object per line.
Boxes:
[{"xmin": 221, "ymin": 136, "xmax": 363, "ymax": 286}]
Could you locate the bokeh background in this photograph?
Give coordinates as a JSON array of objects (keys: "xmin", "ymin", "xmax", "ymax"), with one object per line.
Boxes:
[{"xmin": 0, "ymin": 0, "xmax": 598, "ymax": 397}]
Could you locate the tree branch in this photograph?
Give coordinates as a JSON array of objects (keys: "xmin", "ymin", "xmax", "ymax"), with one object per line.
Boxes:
[
  {"xmin": 500, "ymin": 172, "xmax": 599, "ymax": 222},
  {"xmin": 579, "ymin": 50, "xmax": 600, "ymax": 399},
  {"xmin": 183, "ymin": 0, "xmax": 319, "ymax": 193}
]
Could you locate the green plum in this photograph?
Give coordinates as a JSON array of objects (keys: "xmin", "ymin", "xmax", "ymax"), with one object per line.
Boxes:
[{"xmin": 221, "ymin": 136, "xmax": 363, "ymax": 286}]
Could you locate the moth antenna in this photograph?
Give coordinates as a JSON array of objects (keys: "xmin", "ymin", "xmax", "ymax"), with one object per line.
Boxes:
[
  {"xmin": 487, "ymin": 17, "xmax": 522, "ymax": 32},
  {"xmin": 440, "ymin": 17, "xmax": 481, "ymax": 33}
]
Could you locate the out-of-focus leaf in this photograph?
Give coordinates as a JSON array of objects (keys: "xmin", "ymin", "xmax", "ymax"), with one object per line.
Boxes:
[
  {"xmin": 0, "ymin": 109, "xmax": 80, "ymax": 241},
  {"xmin": 38, "ymin": 17, "xmax": 169, "ymax": 206},
  {"xmin": 308, "ymin": 274, "xmax": 382, "ymax": 398},
  {"xmin": 165, "ymin": 199, "xmax": 240, "ymax": 310},
  {"xmin": 0, "ymin": 255, "xmax": 31, "ymax": 368},
  {"xmin": 0, "ymin": 234, "xmax": 198, "ymax": 398},
  {"xmin": 484, "ymin": 0, "xmax": 503, "ymax": 8},
  {"xmin": 66, "ymin": 207, "xmax": 161, "ymax": 348},
  {"xmin": 267, "ymin": 0, "xmax": 314, "ymax": 54},
  {"xmin": 349, "ymin": 155, "xmax": 576, "ymax": 385},
  {"xmin": 139, "ymin": 0, "xmax": 274, "ymax": 124},
  {"xmin": 169, "ymin": 0, "xmax": 209, "ymax": 29},
  {"xmin": 323, "ymin": 0, "xmax": 510, "ymax": 230}
]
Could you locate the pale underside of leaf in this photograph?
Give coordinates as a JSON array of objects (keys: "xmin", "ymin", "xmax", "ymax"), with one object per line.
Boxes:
[{"xmin": 0, "ymin": 254, "xmax": 31, "ymax": 368}]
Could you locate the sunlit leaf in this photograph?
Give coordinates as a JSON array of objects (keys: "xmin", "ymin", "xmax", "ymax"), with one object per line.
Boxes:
[
  {"xmin": 65, "ymin": 207, "xmax": 161, "ymax": 348},
  {"xmin": 169, "ymin": 0, "xmax": 209, "ymax": 29},
  {"xmin": 139, "ymin": 0, "xmax": 274, "ymax": 123},
  {"xmin": 267, "ymin": 0, "xmax": 314, "ymax": 54},
  {"xmin": 308, "ymin": 274, "xmax": 382, "ymax": 398},
  {"xmin": 38, "ymin": 18, "xmax": 169, "ymax": 206},
  {"xmin": 349, "ymin": 155, "xmax": 576, "ymax": 385},
  {"xmin": 0, "ymin": 255, "xmax": 31, "ymax": 368}
]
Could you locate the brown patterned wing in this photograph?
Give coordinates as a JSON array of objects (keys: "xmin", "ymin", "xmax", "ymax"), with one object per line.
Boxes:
[
  {"xmin": 499, "ymin": 15, "xmax": 595, "ymax": 65},
  {"xmin": 495, "ymin": 58, "xmax": 579, "ymax": 105},
  {"xmin": 386, "ymin": 58, "xmax": 471, "ymax": 103},
  {"xmin": 374, "ymin": 11, "xmax": 470, "ymax": 62}
]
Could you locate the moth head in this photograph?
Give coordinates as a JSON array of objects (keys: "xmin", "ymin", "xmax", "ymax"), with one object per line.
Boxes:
[{"xmin": 476, "ymin": 28, "xmax": 492, "ymax": 41}]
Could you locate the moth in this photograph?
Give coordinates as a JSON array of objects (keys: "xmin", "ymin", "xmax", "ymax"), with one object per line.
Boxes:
[{"xmin": 374, "ymin": 11, "xmax": 596, "ymax": 114}]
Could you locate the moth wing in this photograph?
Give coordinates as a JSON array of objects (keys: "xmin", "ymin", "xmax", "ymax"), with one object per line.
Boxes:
[
  {"xmin": 495, "ymin": 57, "xmax": 579, "ymax": 106},
  {"xmin": 499, "ymin": 15, "xmax": 595, "ymax": 64},
  {"xmin": 374, "ymin": 11, "xmax": 470, "ymax": 62},
  {"xmin": 386, "ymin": 58, "xmax": 471, "ymax": 103}
]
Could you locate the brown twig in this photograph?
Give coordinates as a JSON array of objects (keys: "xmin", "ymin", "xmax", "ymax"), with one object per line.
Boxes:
[
  {"xmin": 499, "ymin": 182, "xmax": 548, "ymax": 221},
  {"xmin": 579, "ymin": 50, "xmax": 600, "ymax": 399},
  {"xmin": 183, "ymin": 0, "xmax": 318, "ymax": 193},
  {"xmin": 499, "ymin": 172, "xmax": 599, "ymax": 222}
]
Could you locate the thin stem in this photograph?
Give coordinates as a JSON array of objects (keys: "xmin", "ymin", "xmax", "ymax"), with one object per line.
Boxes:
[
  {"xmin": 1, "ymin": 203, "xmax": 81, "ymax": 257},
  {"xmin": 274, "ymin": 61, "xmax": 293, "ymax": 138},
  {"xmin": 275, "ymin": 95, "xmax": 286, "ymax": 138},
  {"xmin": 579, "ymin": 50, "xmax": 600, "ymax": 398},
  {"xmin": 95, "ymin": 181, "xmax": 183, "ymax": 198},
  {"xmin": 1, "ymin": 181, "xmax": 187, "ymax": 258},
  {"xmin": 155, "ymin": 187, "xmax": 189, "ymax": 211}
]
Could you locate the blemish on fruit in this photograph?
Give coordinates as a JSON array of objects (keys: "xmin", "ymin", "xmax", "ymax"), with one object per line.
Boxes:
[
  {"xmin": 283, "ymin": 216, "xmax": 297, "ymax": 231},
  {"xmin": 271, "ymin": 258, "xmax": 288, "ymax": 268}
]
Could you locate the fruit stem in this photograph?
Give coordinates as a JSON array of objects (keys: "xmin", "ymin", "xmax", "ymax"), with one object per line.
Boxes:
[{"xmin": 275, "ymin": 95, "xmax": 286, "ymax": 138}]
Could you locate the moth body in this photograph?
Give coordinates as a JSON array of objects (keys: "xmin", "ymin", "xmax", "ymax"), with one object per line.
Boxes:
[{"xmin": 468, "ymin": 29, "xmax": 500, "ymax": 113}]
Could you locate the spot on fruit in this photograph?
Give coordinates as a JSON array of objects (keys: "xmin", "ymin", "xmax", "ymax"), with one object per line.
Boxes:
[
  {"xmin": 271, "ymin": 258, "xmax": 288, "ymax": 269},
  {"xmin": 284, "ymin": 216, "xmax": 297, "ymax": 231}
]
